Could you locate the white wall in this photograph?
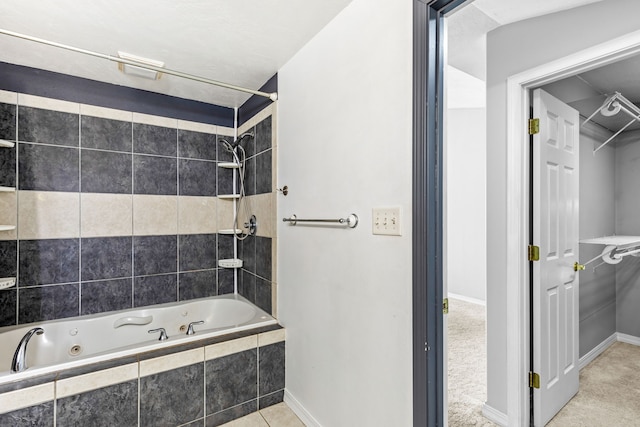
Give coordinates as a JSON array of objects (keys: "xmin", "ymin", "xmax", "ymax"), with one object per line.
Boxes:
[
  {"xmin": 446, "ymin": 107, "xmax": 487, "ymax": 302},
  {"xmin": 486, "ymin": 0, "xmax": 640, "ymax": 415},
  {"xmin": 578, "ymin": 125, "xmax": 616, "ymax": 357},
  {"xmin": 277, "ymin": 0, "xmax": 413, "ymax": 426},
  {"xmin": 445, "ymin": 67, "xmax": 487, "ymax": 302},
  {"xmin": 615, "ymin": 130, "xmax": 640, "ymax": 337}
]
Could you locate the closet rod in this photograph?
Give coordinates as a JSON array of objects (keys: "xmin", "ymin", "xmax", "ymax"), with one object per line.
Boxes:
[
  {"xmin": 0, "ymin": 28, "xmax": 278, "ymax": 101},
  {"xmin": 586, "ymin": 92, "xmax": 640, "ymax": 153}
]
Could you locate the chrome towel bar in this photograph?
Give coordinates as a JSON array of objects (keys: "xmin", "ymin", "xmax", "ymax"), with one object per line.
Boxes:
[{"xmin": 283, "ymin": 213, "xmax": 358, "ymax": 228}]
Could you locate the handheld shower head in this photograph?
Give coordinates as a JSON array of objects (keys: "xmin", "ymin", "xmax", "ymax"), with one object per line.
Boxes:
[
  {"xmin": 221, "ymin": 139, "xmax": 235, "ymax": 153},
  {"xmin": 220, "ymin": 132, "xmax": 254, "ymax": 153}
]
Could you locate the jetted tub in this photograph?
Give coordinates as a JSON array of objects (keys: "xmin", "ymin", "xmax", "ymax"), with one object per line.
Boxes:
[{"xmin": 0, "ymin": 294, "xmax": 276, "ymax": 385}]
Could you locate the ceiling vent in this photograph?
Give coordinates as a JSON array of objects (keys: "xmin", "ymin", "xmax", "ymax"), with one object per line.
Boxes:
[{"xmin": 117, "ymin": 51, "xmax": 164, "ymax": 80}]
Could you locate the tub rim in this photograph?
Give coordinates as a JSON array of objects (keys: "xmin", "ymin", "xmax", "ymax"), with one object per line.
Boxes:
[{"xmin": 0, "ymin": 294, "xmax": 277, "ymax": 386}]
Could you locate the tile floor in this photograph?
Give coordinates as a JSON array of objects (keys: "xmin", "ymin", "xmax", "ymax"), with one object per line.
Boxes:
[{"xmin": 220, "ymin": 402, "xmax": 305, "ymax": 427}]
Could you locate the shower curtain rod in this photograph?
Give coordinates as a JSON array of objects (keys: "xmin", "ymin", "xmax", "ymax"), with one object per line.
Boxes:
[{"xmin": 0, "ymin": 28, "xmax": 278, "ymax": 102}]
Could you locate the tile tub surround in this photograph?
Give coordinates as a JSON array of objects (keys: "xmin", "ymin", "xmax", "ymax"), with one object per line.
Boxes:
[
  {"xmin": 0, "ymin": 92, "xmax": 276, "ymax": 326},
  {"xmin": 0, "ymin": 328, "xmax": 286, "ymax": 427}
]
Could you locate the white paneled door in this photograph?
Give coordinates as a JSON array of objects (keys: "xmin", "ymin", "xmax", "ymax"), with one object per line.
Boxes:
[{"xmin": 532, "ymin": 88, "xmax": 580, "ymax": 426}]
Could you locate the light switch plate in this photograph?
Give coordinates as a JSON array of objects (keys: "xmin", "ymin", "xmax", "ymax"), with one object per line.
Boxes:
[{"xmin": 372, "ymin": 207, "xmax": 401, "ymax": 236}]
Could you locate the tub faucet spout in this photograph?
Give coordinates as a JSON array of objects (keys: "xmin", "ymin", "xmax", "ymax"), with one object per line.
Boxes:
[{"xmin": 11, "ymin": 327, "xmax": 44, "ymax": 373}]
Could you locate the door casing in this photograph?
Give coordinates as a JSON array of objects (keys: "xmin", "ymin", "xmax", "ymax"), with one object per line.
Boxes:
[{"xmin": 503, "ymin": 29, "xmax": 640, "ymax": 426}]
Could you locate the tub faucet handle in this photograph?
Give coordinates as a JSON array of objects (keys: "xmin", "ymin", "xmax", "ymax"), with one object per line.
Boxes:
[
  {"xmin": 148, "ymin": 328, "xmax": 169, "ymax": 341},
  {"xmin": 186, "ymin": 320, "xmax": 204, "ymax": 335}
]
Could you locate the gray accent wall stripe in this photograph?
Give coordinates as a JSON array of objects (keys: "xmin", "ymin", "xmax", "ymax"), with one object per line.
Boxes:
[{"xmin": 0, "ymin": 62, "xmax": 234, "ymax": 127}]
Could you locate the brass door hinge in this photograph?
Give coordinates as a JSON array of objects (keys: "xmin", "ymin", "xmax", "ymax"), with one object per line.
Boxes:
[
  {"xmin": 529, "ymin": 372, "xmax": 540, "ymax": 389},
  {"xmin": 529, "ymin": 118, "xmax": 540, "ymax": 135},
  {"xmin": 574, "ymin": 262, "xmax": 585, "ymax": 272},
  {"xmin": 443, "ymin": 298, "xmax": 449, "ymax": 314},
  {"xmin": 528, "ymin": 245, "xmax": 540, "ymax": 262}
]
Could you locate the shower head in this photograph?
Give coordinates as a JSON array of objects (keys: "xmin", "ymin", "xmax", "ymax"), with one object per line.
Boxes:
[
  {"xmin": 237, "ymin": 132, "xmax": 254, "ymax": 142},
  {"xmin": 220, "ymin": 139, "xmax": 235, "ymax": 153},
  {"xmin": 221, "ymin": 132, "xmax": 254, "ymax": 153}
]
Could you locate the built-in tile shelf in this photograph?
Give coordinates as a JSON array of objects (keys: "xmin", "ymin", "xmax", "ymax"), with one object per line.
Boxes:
[
  {"xmin": 0, "ymin": 186, "xmax": 16, "ymax": 192},
  {"xmin": 0, "ymin": 139, "xmax": 15, "ymax": 148},
  {"xmin": 218, "ymin": 162, "xmax": 240, "ymax": 169},
  {"xmin": 218, "ymin": 194, "xmax": 240, "ymax": 200},
  {"xmin": 219, "ymin": 229, "xmax": 243, "ymax": 235},
  {"xmin": 0, "ymin": 277, "xmax": 16, "ymax": 289},
  {"xmin": 218, "ymin": 258, "xmax": 243, "ymax": 268}
]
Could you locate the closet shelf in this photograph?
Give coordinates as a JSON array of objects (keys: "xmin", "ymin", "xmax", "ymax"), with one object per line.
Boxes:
[
  {"xmin": 577, "ymin": 235, "xmax": 640, "ymax": 270},
  {"xmin": 217, "ymin": 162, "xmax": 240, "ymax": 169},
  {"xmin": 217, "ymin": 194, "xmax": 240, "ymax": 200},
  {"xmin": 218, "ymin": 229, "xmax": 243, "ymax": 235},
  {"xmin": 0, "ymin": 225, "xmax": 16, "ymax": 232},
  {"xmin": 0, "ymin": 139, "xmax": 15, "ymax": 148},
  {"xmin": 0, "ymin": 186, "xmax": 15, "ymax": 193},
  {"xmin": 0, "ymin": 277, "xmax": 16, "ymax": 290},
  {"xmin": 579, "ymin": 235, "xmax": 640, "ymax": 248}
]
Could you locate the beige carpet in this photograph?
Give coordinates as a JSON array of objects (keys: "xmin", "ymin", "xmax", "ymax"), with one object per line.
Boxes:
[
  {"xmin": 447, "ymin": 298, "xmax": 497, "ymax": 426},
  {"xmin": 547, "ymin": 341, "xmax": 640, "ymax": 426},
  {"xmin": 448, "ymin": 297, "xmax": 640, "ymax": 427}
]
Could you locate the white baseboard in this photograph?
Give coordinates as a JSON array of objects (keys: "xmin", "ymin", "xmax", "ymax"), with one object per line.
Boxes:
[
  {"xmin": 481, "ymin": 403, "xmax": 508, "ymax": 426},
  {"xmin": 579, "ymin": 333, "xmax": 640, "ymax": 370},
  {"xmin": 447, "ymin": 293, "xmax": 486, "ymax": 306},
  {"xmin": 579, "ymin": 333, "xmax": 616, "ymax": 370},
  {"xmin": 284, "ymin": 389, "xmax": 323, "ymax": 427},
  {"xmin": 617, "ymin": 332, "xmax": 640, "ymax": 346}
]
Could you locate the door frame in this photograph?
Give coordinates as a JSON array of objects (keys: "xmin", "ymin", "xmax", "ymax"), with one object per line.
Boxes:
[
  {"xmin": 504, "ymin": 29, "xmax": 640, "ymax": 425},
  {"xmin": 413, "ymin": 1, "xmax": 468, "ymax": 426}
]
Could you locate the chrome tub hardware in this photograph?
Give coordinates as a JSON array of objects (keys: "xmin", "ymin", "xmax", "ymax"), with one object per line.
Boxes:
[
  {"xmin": 186, "ymin": 320, "xmax": 205, "ymax": 335},
  {"xmin": 244, "ymin": 215, "xmax": 257, "ymax": 236},
  {"xmin": 148, "ymin": 328, "xmax": 169, "ymax": 341},
  {"xmin": 11, "ymin": 327, "xmax": 44, "ymax": 373}
]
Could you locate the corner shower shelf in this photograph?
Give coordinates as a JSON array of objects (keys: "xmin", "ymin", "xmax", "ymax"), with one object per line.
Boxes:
[
  {"xmin": 218, "ymin": 229, "xmax": 243, "ymax": 235},
  {"xmin": 0, "ymin": 186, "xmax": 15, "ymax": 192},
  {"xmin": 0, "ymin": 139, "xmax": 15, "ymax": 148},
  {"xmin": 0, "ymin": 277, "xmax": 16, "ymax": 290},
  {"xmin": 218, "ymin": 259, "xmax": 243, "ymax": 269},
  {"xmin": 0, "ymin": 225, "xmax": 16, "ymax": 232},
  {"xmin": 218, "ymin": 194, "xmax": 240, "ymax": 200},
  {"xmin": 217, "ymin": 162, "xmax": 240, "ymax": 169}
]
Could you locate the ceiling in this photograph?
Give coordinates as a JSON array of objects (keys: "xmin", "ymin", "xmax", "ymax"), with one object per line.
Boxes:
[
  {"xmin": 0, "ymin": 0, "xmax": 353, "ymax": 108},
  {"xmin": 541, "ymin": 54, "xmax": 640, "ymax": 133},
  {"xmin": 447, "ymin": 0, "xmax": 605, "ymax": 80},
  {"xmin": 0, "ymin": 0, "xmax": 612, "ymax": 110}
]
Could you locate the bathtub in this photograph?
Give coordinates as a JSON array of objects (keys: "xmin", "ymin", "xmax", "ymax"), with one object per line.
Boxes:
[{"xmin": 0, "ymin": 294, "xmax": 276, "ymax": 385}]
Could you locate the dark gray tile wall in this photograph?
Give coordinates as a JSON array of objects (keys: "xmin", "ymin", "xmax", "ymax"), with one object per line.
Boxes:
[
  {"xmin": 0, "ymin": 332, "xmax": 284, "ymax": 427},
  {"xmin": 206, "ymin": 349, "xmax": 257, "ymax": 415},
  {"xmin": 57, "ymin": 380, "xmax": 138, "ymax": 427},
  {"xmin": 0, "ymin": 101, "xmax": 232, "ymax": 327},
  {"xmin": 239, "ymin": 236, "xmax": 273, "ymax": 314},
  {"xmin": 0, "ymin": 104, "xmax": 16, "ymax": 188},
  {"xmin": 140, "ymin": 363, "xmax": 204, "ymax": 426},
  {"xmin": 0, "ymin": 101, "xmax": 275, "ymax": 326},
  {"xmin": 242, "ymin": 116, "xmax": 272, "ymax": 197},
  {"xmin": 0, "ymin": 231, "xmax": 221, "ymax": 325},
  {"xmin": 0, "ymin": 401, "xmax": 54, "ymax": 427}
]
